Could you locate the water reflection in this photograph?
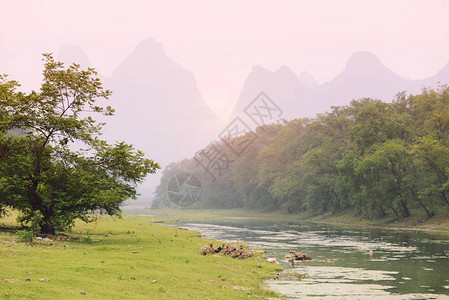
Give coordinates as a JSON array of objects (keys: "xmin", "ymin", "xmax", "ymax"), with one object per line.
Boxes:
[{"xmin": 176, "ymin": 219, "xmax": 449, "ymax": 299}]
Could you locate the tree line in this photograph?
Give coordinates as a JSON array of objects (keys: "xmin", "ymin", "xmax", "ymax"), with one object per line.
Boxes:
[{"xmin": 154, "ymin": 87, "xmax": 449, "ymax": 219}]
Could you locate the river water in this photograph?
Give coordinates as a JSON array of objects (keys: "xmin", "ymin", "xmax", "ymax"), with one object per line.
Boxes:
[{"xmin": 175, "ymin": 218, "xmax": 449, "ymax": 299}]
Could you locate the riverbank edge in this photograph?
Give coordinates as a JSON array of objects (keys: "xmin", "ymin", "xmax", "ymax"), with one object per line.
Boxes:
[
  {"xmin": 123, "ymin": 207, "xmax": 449, "ymax": 235},
  {"xmin": 0, "ymin": 212, "xmax": 283, "ymax": 299}
]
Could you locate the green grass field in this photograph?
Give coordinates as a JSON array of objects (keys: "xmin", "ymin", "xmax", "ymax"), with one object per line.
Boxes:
[{"xmin": 0, "ymin": 213, "xmax": 282, "ymax": 299}]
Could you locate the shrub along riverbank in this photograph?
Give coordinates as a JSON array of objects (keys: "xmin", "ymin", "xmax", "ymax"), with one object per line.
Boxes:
[{"xmin": 0, "ymin": 213, "xmax": 281, "ymax": 299}]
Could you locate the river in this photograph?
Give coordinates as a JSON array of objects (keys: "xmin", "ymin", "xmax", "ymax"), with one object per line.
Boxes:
[{"xmin": 175, "ymin": 218, "xmax": 449, "ymax": 299}]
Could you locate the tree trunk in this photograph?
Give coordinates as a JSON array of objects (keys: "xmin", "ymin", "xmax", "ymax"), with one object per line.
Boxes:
[
  {"xmin": 322, "ymin": 195, "xmax": 329, "ymax": 212},
  {"xmin": 330, "ymin": 189, "xmax": 341, "ymax": 214},
  {"xmin": 390, "ymin": 206, "xmax": 399, "ymax": 217},
  {"xmin": 378, "ymin": 205, "xmax": 386, "ymax": 218},
  {"xmin": 425, "ymin": 158, "xmax": 449, "ymax": 206},
  {"xmin": 39, "ymin": 211, "xmax": 55, "ymax": 235},
  {"xmin": 389, "ymin": 161, "xmax": 410, "ymax": 218},
  {"xmin": 40, "ymin": 221, "xmax": 55, "ymax": 235},
  {"xmin": 400, "ymin": 199, "xmax": 410, "ymax": 218},
  {"xmin": 441, "ymin": 191, "xmax": 449, "ymax": 206},
  {"xmin": 410, "ymin": 189, "xmax": 434, "ymax": 218}
]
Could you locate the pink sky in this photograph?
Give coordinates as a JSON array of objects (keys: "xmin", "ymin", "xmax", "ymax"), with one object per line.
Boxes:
[{"xmin": 1, "ymin": 0, "xmax": 449, "ymax": 119}]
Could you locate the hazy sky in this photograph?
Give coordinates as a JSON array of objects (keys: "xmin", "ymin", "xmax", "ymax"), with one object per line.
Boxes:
[{"xmin": 1, "ymin": 0, "xmax": 449, "ymax": 119}]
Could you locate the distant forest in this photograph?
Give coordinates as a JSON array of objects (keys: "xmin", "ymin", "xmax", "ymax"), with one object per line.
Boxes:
[{"xmin": 154, "ymin": 87, "xmax": 449, "ymax": 219}]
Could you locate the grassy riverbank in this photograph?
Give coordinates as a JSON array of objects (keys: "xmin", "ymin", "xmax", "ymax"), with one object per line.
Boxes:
[
  {"xmin": 0, "ymin": 212, "xmax": 282, "ymax": 299},
  {"xmin": 125, "ymin": 206, "xmax": 449, "ymax": 234}
]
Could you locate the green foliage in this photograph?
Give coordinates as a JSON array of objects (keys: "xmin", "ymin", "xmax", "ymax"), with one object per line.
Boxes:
[
  {"xmin": 0, "ymin": 54, "xmax": 160, "ymax": 233},
  {"xmin": 16, "ymin": 230, "xmax": 34, "ymax": 243},
  {"xmin": 117, "ymin": 274, "xmax": 126, "ymax": 280},
  {"xmin": 83, "ymin": 236, "xmax": 94, "ymax": 244},
  {"xmin": 156, "ymin": 86, "xmax": 449, "ymax": 219}
]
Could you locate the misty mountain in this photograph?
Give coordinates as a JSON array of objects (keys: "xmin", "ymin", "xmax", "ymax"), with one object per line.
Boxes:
[
  {"xmin": 102, "ymin": 39, "xmax": 220, "ymax": 166},
  {"xmin": 232, "ymin": 51, "xmax": 449, "ymax": 121},
  {"xmin": 59, "ymin": 40, "xmax": 220, "ymax": 165},
  {"xmin": 302, "ymin": 51, "xmax": 412, "ymax": 115},
  {"xmin": 230, "ymin": 65, "xmax": 311, "ymax": 122},
  {"xmin": 58, "ymin": 45, "xmax": 93, "ymax": 68},
  {"xmin": 424, "ymin": 59, "xmax": 449, "ymax": 86},
  {"xmin": 55, "ymin": 42, "xmax": 449, "ymax": 203},
  {"xmin": 298, "ymin": 71, "xmax": 318, "ymax": 89},
  {"xmin": 58, "ymin": 40, "xmax": 221, "ymax": 202}
]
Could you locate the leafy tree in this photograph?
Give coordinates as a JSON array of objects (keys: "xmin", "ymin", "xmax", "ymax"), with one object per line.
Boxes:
[
  {"xmin": 255, "ymin": 120, "xmax": 306, "ymax": 211},
  {"xmin": 0, "ymin": 54, "xmax": 160, "ymax": 233},
  {"xmin": 413, "ymin": 137, "xmax": 449, "ymax": 206},
  {"xmin": 357, "ymin": 139, "xmax": 434, "ymax": 218},
  {"xmin": 154, "ymin": 87, "xmax": 449, "ymax": 219},
  {"xmin": 350, "ymin": 99, "xmax": 412, "ymax": 150},
  {"xmin": 406, "ymin": 86, "xmax": 449, "ymax": 139},
  {"xmin": 300, "ymin": 140, "xmax": 344, "ymax": 213},
  {"xmin": 297, "ymin": 109, "xmax": 354, "ymax": 213}
]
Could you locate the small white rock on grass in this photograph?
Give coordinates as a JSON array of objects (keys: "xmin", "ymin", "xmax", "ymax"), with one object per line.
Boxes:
[{"xmin": 266, "ymin": 258, "xmax": 279, "ymax": 264}]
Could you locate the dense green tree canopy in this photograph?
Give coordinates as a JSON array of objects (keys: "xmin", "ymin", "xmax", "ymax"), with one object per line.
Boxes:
[
  {"xmin": 155, "ymin": 86, "xmax": 449, "ymax": 220},
  {"xmin": 0, "ymin": 54, "xmax": 160, "ymax": 233}
]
